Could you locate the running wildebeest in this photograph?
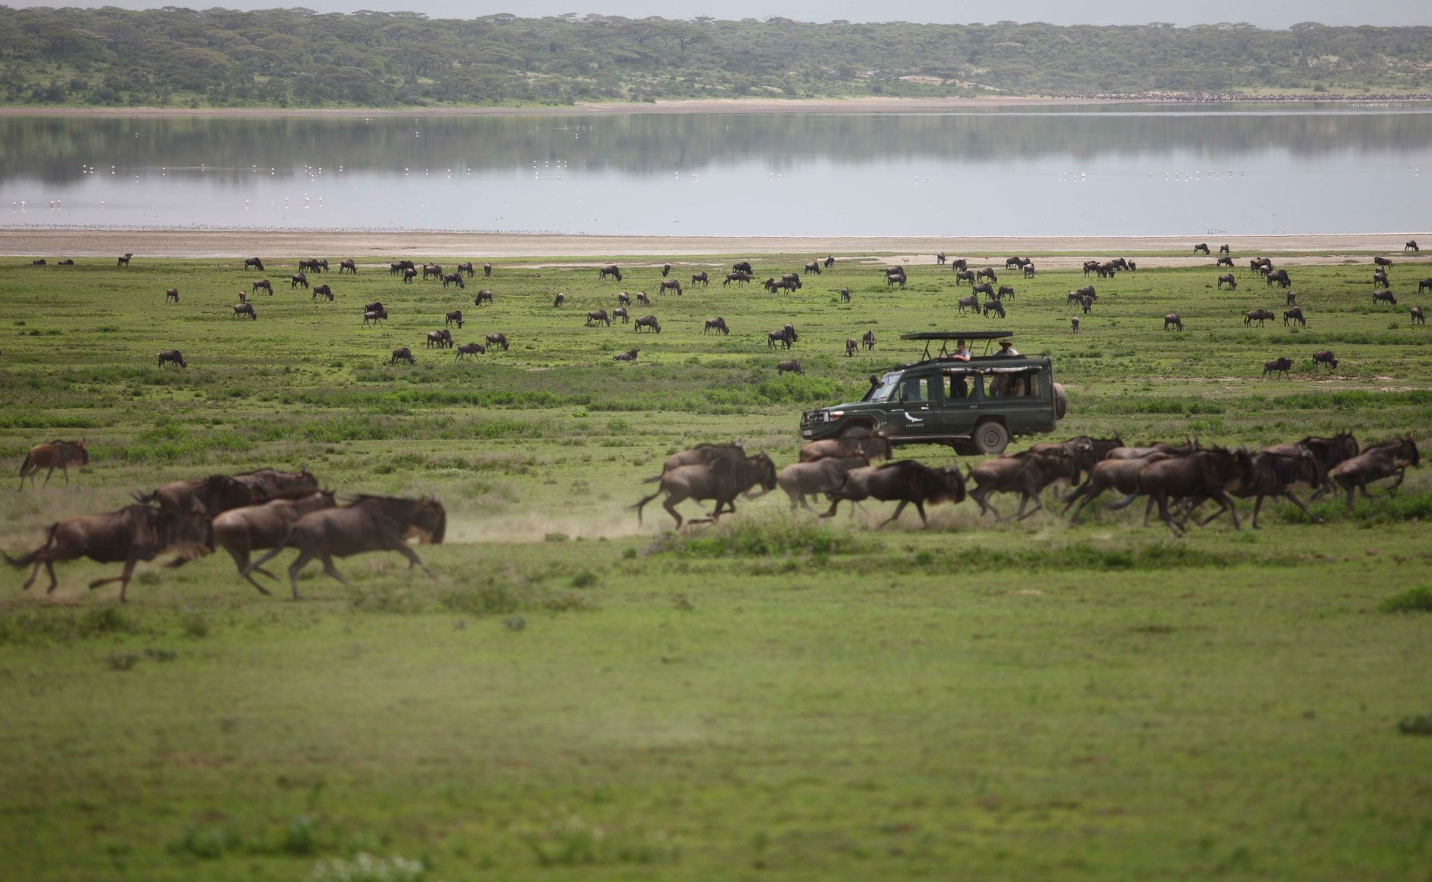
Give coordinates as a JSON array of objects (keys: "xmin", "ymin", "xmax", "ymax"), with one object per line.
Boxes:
[
  {"xmin": 1245, "ymin": 309, "xmax": 1276, "ymax": 327},
  {"xmin": 389, "ymin": 347, "xmax": 415, "ymax": 365},
  {"xmin": 426, "ymin": 330, "xmax": 453, "ymax": 349},
  {"xmin": 242, "ymin": 495, "xmax": 446, "ymax": 599},
  {"xmin": 799, "ymin": 428, "xmax": 892, "ymax": 465},
  {"xmin": 212, "ymin": 491, "xmax": 338, "ymax": 593},
  {"xmin": 862, "ymin": 330, "xmax": 876, "ymax": 350},
  {"xmin": 1329, "ymin": 438, "xmax": 1419, "ymax": 510},
  {"xmin": 821, "ymin": 460, "xmax": 967, "ymax": 528},
  {"xmin": 1218, "ymin": 274, "xmax": 1238, "ymax": 289},
  {"xmin": 1311, "ymin": 350, "xmax": 1338, "ymax": 370},
  {"xmin": 840, "ymin": 287, "xmax": 851, "ymax": 303},
  {"xmin": 456, "ymin": 261, "xmax": 475, "ymax": 277},
  {"xmin": 585, "ymin": 309, "xmax": 610, "ymax": 327},
  {"xmin": 233, "ymin": 302, "xmax": 257, "ymax": 320},
  {"xmin": 362, "ymin": 308, "xmax": 387, "ymax": 326},
  {"xmin": 1266, "ymin": 269, "xmax": 1292, "ymax": 288},
  {"xmin": 634, "ymin": 315, "xmax": 661, "ymax": 334},
  {"xmin": 4, "ymin": 499, "xmax": 210, "ymax": 602},
  {"xmin": 777, "ymin": 359, "xmax": 803, "ymax": 375},
  {"xmin": 633, "ymin": 453, "xmax": 777, "ymax": 529},
  {"xmin": 158, "ymin": 349, "xmax": 187, "ymax": 368},
  {"xmin": 245, "ymin": 257, "xmax": 265, "ymax": 272},
  {"xmin": 166, "ymin": 288, "xmax": 179, "ymax": 303},
  {"xmin": 311, "ymin": 284, "xmax": 333, "ymax": 301},
  {"xmin": 805, "ymin": 260, "xmax": 822, "ymax": 275},
  {"xmin": 17, "ymin": 439, "xmax": 88, "ymax": 490},
  {"xmin": 455, "ymin": 342, "xmax": 485, "ymax": 360},
  {"xmin": 983, "ymin": 300, "xmax": 1006, "ymax": 319},
  {"xmin": 1372, "ymin": 290, "xmax": 1398, "ymax": 307},
  {"xmin": 957, "ymin": 294, "xmax": 981, "ymax": 315},
  {"xmin": 445, "ymin": 310, "xmax": 463, "ymax": 328},
  {"xmin": 339, "ymin": 259, "xmax": 357, "ymax": 274},
  {"xmin": 290, "ymin": 272, "xmax": 308, "ymax": 290},
  {"xmin": 1132, "ymin": 447, "xmax": 1253, "ymax": 536},
  {"xmin": 703, "ymin": 317, "xmax": 729, "ymax": 335},
  {"xmin": 1406, "ymin": 240, "xmax": 1420, "ymax": 252},
  {"xmin": 1262, "ymin": 357, "xmax": 1293, "ymax": 379},
  {"xmin": 967, "ymin": 450, "xmax": 1080, "ymax": 521},
  {"xmin": 598, "ymin": 264, "xmax": 622, "ymax": 282},
  {"xmin": 691, "ymin": 272, "xmax": 709, "ymax": 286},
  {"xmin": 474, "ymin": 290, "xmax": 493, "ymax": 306},
  {"xmin": 1194, "ymin": 243, "xmax": 1211, "ymax": 254},
  {"xmin": 1412, "ymin": 306, "xmax": 1426, "ymax": 325},
  {"xmin": 1283, "ymin": 307, "xmax": 1305, "ymax": 327},
  {"xmin": 1063, "ymin": 450, "xmax": 1176, "ymax": 523},
  {"xmin": 1164, "ymin": 314, "xmax": 1184, "ymax": 331},
  {"xmin": 778, "ymin": 456, "xmax": 869, "ymax": 513},
  {"xmin": 1266, "ymin": 434, "xmax": 1358, "ymax": 487},
  {"xmin": 486, "ymin": 333, "xmax": 509, "ymax": 351},
  {"xmin": 253, "ymin": 279, "xmax": 273, "ymax": 295},
  {"xmin": 845, "ymin": 338, "xmax": 858, "ymax": 357},
  {"xmin": 613, "ymin": 348, "xmax": 639, "ymax": 362},
  {"xmin": 554, "ymin": 293, "xmax": 565, "ymax": 307},
  {"xmin": 646, "ymin": 445, "xmax": 751, "ymax": 492},
  {"xmin": 117, "ymin": 252, "xmax": 132, "ymax": 267},
  {"xmin": 442, "ymin": 272, "xmax": 465, "ymax": 289},
  {"xmin": 659, "ymin": 279, "xmax": 683, "ymax": 296},
  {"xmin": 1218, "ymin": 450, "xmax": 1325, "ymax": 529},
  {"xmin": 613, "ymin": 306, "xmax": 630, "ymax": 324}
]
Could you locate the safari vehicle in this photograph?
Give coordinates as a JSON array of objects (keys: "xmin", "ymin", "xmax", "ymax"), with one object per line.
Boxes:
[{"xmin": 800, "ymin": 331, "xmax": 1067, "ymax": 455}]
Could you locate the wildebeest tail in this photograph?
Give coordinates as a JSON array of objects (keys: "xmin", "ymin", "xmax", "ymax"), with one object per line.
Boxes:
[
  {"xmin": 640, "ymin": 474, "xmax": 664, "ymax": 484},
  {"xmin": 1105, "ymin": 492, "xmax": 1139, "ymax": 510},
  {"xmin": 4, "ymin": 523, "xmax": 58, "ymax": 568},
  {"xmin": 18, "ymin": 450, "xmax": 35, "ymax": 477},
  {"xmin": 631, "ymin": 489, "xmax": 663, "ymax": 524}
]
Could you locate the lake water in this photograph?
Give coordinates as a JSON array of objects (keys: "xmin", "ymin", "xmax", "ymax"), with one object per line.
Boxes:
[{"xmin": 2, "ymin": 105, "xmax": 1430, "ymax": 236}]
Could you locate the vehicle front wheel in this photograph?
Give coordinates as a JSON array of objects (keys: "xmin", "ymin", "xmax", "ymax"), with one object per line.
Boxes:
[{"xmin": 973, "ymin": 420, "xmax": 1010, "ymax": 455}]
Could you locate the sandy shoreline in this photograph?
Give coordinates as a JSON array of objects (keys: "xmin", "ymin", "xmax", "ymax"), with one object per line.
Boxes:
[{"xmin": 1, "ymin": 229, "xmax": 1427, "ymax": 263}]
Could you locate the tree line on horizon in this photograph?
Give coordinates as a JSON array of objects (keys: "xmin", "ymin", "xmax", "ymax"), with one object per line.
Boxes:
[{"xmin": 1, "ymin": 8, "xmax": 1430, "ymax": 108}]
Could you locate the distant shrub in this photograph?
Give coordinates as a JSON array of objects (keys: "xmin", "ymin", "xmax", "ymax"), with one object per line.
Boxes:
[
  {"xmin": 1380, "ymin": 585, "xmax": 1432, "ymax": 614},
  {"xmin": 170, "ymin": 824, "xmax": 239, "ymax": 860},
  {"xmin": 521, "ymin": 816, "xmax": 678, "ymax": 867},
  {"xmin": 282, "ymin": 816, "xmax": 318, "ymax": 856},
  {"xmin": 1397, "ymin": 715, "xmax": 1432, "ymax": 736},
  {"xmin": 310, "ymin": 853, "xmax": 426, "ymax": 882},
  {"xmin": 0, "ymin": 607, "xmax": 138, "ymax": 646},
  {"xmin": 180, "ymin": 611, "xmax": 210, "ymax": 639},
  {"xmin": 664, "ymin": 519, "xmax": 873, "ymax": 558},
  {"xmin": 441, "ymin": 583, "xmax": 521, "ymax": 617},
  {"xmin": 106, "ymin": 652, "xmax": 142, "ymax": 672}
]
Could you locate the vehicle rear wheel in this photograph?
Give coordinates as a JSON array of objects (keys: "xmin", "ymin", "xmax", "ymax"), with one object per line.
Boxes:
[
  {"xmin": 1053, "ymin": 382, "xmax": 1068, "ymax": 420},
  {"xmin": 973, "ymin": 420, "xmax": 1010, "ymax": 455}
]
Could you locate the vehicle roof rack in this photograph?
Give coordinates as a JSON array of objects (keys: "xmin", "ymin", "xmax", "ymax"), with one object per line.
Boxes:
[{"xmin": 900, "ymin": 330, "xmax": 1014, "ymax": 359}]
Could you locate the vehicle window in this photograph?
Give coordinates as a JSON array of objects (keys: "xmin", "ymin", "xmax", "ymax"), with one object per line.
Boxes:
[
  {"xmin": 944, "ymin": 372, "xmax": 981, "ymax": 402},
  {"xmin": 867, "ymin": 373, "xmax": 901, "ymax": 402},
  {"xmin": 988, "ymin": 371, "xmax": 1040, "ymax": 398},
  {"xmin": 902, "ymin": 376, "xmax": 931, "ymax": 403}
]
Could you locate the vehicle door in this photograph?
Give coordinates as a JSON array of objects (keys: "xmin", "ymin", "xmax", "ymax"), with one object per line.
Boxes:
[
  {"xmin": 889, "ymin": 372, "xmax": 938, "ymax": 440},
  {"xmin": 931, "ymin": 368, "xmax": 983, "ymax": 438},
  {"xmin": 983, "ymin": 366, "xmax": 1052, "ymax": 434}
]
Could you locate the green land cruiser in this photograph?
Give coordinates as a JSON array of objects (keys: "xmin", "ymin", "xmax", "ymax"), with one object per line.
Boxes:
[{"xmin": 800, "ymin": 331, "xmax": 1067, "ymax": 455}]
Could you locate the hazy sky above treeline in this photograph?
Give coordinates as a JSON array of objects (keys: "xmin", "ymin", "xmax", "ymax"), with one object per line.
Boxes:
[{"xmin": 12, "ymin": 0, "xmax": 1432, "ymax": 28}]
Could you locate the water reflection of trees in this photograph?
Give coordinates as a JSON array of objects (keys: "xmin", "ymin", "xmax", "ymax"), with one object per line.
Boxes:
[{"xmin": 3, "ymin": 111, "xmax": 1430, "ymax": 186}]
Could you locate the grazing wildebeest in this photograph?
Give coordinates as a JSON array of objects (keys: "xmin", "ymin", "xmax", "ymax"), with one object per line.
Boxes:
[
  {"xmin": 486, "ymin": 333, "xmax": 509, "ymax": 351},
  {"xmin": 1249, "ymin": 257, "xmax": 1273, "ymax": 274},
  {"xmin": 339, "ymin": 259, "xmax": 357, "ymax": 274},
  {"xmin": 805, "ymin": 260, "xmax": 822, "ymax": 275},
  {"xmin": 212, "ymin": 491, "xmax": 338, "ymax": 592},
  {"xmin": 389, "ymin": 347, "xmax": 415, "ymax": 365},
  {"xmin": 955, "ymin": 270, "xmax": 976, "ymax": 286},
  {"xmin": 56, "ymin": 259, "xmax": 73, "ymax": 266},
  {"xmin": 1262, "ymin": 357, "xmax": 1293, "ymax": 379},
  {"xmin": 783, "ymin": 272, "xmax": 803, "ymax": 290},
  {"xmin": 445, "ymin": 310, "xmax": 463, "ymax": 328},
  {"xmin": 1126, "ymin": 260, "xmax": 1137, "ymax": 272},
  {"xmin": 1412, "ymin": 306, "xmax": 1426, "ymax": 325},
  {"xmin": 311, "ymin": 284, "xmax": 333, "ymax": 301},
  {"xmin": 585, "ymin": 309, "xmax": 610, "ymax": 327},
  {"xmin": 388, "ymin": 262, "xmax": 405, "ymax": 276},
  {"xmin": 422, "ymin": 263, "xmax": 443, "ymax": 281},
  {"xmin": 233, "ymin": 302, "xmax": 257, "ymax": 320},
  {"xmin": 1373, "ymin": 269, "xmax": 1389, "ymax": 288},
  {"xmin": 633, "ymin": 453, "xmax": 777, "ymax": 529},
  {"xmin": 1004, "ymin": 256, "xmax": 1023, "ymax": 270},
  {"xmin": 764, "ymin": 277, "xmax": 794, "ymax": 293},
  {"xmin": 691, "ymin": 272, "xmax": 709, "ymax": 286},
  {"xmin": 703, "ymin": 317, "xmax": 729, "ymax": 335},
  {"xmin": 1311, "ymin": 350, "xmax": 1338, "ymax": 370},
  {"xmin": 31, "ymin": 259, "xmax": 45, "ymax": 266},
  {"xmin": 723, "ymin": 272, "xmax": 750, "ymax": 287},
  {"xmin": 1217, "ymin": 256, "xmax": 1235, "ymax": 268},
  {"xmin": 983, "ymin": 300, "xmax": 1006, "ymax": 319},
  {"xmin": 1283, "ymin": 307, "xmax": 1305, "ymax": 327},
  {"xmin": 733, "ymin": 261, "xmax": 753, "ymax": 275},
  {"xmin": 1218, "ymin": 273, "xmax": 1238, "ymax": 289},
  {"xmin": 242, "ymin": 495, "xmax": 446, "ymax": 599},
  {"xmin": 1071, "ymin": 316, "xmax": 1080, "ymax": 333},
  {"xmin": 1285, "ymin": 290, "xmax": 1297, "ymax": 306},
  {"xmin": 936, "ymin": 252, "xmax": 947, "ymax": 265},
  {"xmin": 967, "ymin": 450, "xmax": 1080, "ymax": 520},
  {"xmin": 553, "ymin": 293, "xmax": 565, "ymax": 307},
  {"xmin": 659, "ymin": 279, "xmax": 683, "ymax": 296},
  {"xmin": 245, "ymin": 257, "xmax": 265, "ymax": 272},
  {"xmin": 957, "ymin": 294, "xmax": 981, "ymax": 315},
  {"xmin": 1194, "ymin": 243, "xmax": 1211, "ymax": 254},
  {"xmin": 1374, "ymin": 256, "xmax": 1393, "ymax": 269},
  {"xmin": 972, "ymin": 282, "xmax": 995, "ymax": 299},
  {"xmin": 442, "ymin": 272, "xmax": 465, "ymax": 289},
  {"xmin": 402, "ymin": 268, "xmax": 417, "ymax": 283},
  {"xmin": 997, "ymin": 285, "xmax": 1016, "ymax": 301},
  {"xmin": 483, "ymin": 263, "xmax": 492, "ymax": 277},
  {"xmin": 4, "ymin": 500, "xmax": 210, "ymax": 602},
  {"xmin": 1245, "ymin": 309, "xmax": 1276, "ymax": 327},
  {"xmin": 845, "ymin": 338, "xmax": 858, "ymax": 357},
  {"xmin": 1266, "ymin": 269, "xmax": 1291, "ymax": 288},
  {"xmin": 253, "ymin": 279, "xmax": 273, "ymax": 295},
  {"xmin": 824, "ymin": 255, "xmax": 835, "ymax": 268},
  {"xmin": 598, "ymin": 264, "xmax": 622, "ymax": 282},
  {"xmin": 299, "ymin": 258, "xmax": 325, "ymax": 274},
  {"xmin": 1219, "ymin": 244, "xmax": 1230, "ymax": 254},
  {"xmin": 840, "ymin": 287, "xmax": 851, "ymax": 303},
  {"xmin": 426, "ymin": 330, "xmax": 453, "ymax": 349},
  {"xmin": 473, "ymin": 289, "xmax": 493, "ymax": 307},
  {"xmin": 117, "ymin": 252, "xmax": 132, "ymax": 267},
  {"xmin": 946, "ymin": 258, "xmax": 967, "ymax": 272},
  {"xmin": 1082, "ymin": 260, "xmax": 1100, "ymax": 276},
  {"xmin": 613, "ymin": 306, "xmax": 630, "ymax": 324},
  {"xmin": 455, "ymin": 342, "xmax": 485, "ymax": 360},
  {"xmin": 456, "ymin": 261, "xmax": 475, "ymax": 277},
  {"xmin": 17, "ymin": 439, "xmax": 89, "ymax": 490},
  {"xmin": 1406, "ymin": 240, "xmax": 1419, "ymax": 252},
  {"xmin": 616, "ymin": 291, "xmax": 632, "ymax": 306},
  {"xmin": 1080, "ymin": 295, "xmax": 1095, "ymax": 314},
  {"xmin": 1164, "ymin": 314, "xmax": 1184, "ymax": 331},
  {"xmin": 1329, "ymin": 439, "xmax": 1420, "ymax": 510},
  {"xmin": 634, "ymin": 315, "xmax": 661, "ymax": 334},
  {"xmin": 885, "ymin": 268, "xmax": 907, "ymax": 288},
  {"xmin": 362, "ymin": 308, "xmax": 387, "ymax": 326},
  {"xmin": 821, "ymin": 460, "xmax": 966, "ymax": 527},
  {"xmin": 1134, "ymin": 447, "xmax": 1253, "ymax": 536},
  {"xmin": 290, "ymin": 272, "xmax": 309, "ymax": 290},
  {"xmin": 778, "ymin": 457, "xmax": 869, "ymax": 512},
  {"xmin": 166, "ymin": 287, "xmax": 179, "ymax": 303},
  {"xmin": 976, "ymin": 268, "xmax": 997, "ymax": 283},
  {"xmin": 1419, "ymin": 278, "xmax": 1432, "ymax": 294},
  {"xmin": 661, "ymin": 264, "xmax": 672, "ymax": 278},
  {"xmin": 862, "ymin": 330, "xmax": 875, "ymax": 350},
  {"xmin": 614, "ymin": 348, "xmax": 639, "ymax": 362},
  {"xmin": 1023, "ymin": 263, "xmax": 1036, "ymax": 278},
  {"xmin": 777, "ymin": 360, "xmax": 803, "ymax": 375},
  {"xmin": 1372, "ymin": 290, "xmax": 1398, "ymax": 306},
  {"xmin": 158, "ymin": 349, "xmax": 186, "ymax": 368}
]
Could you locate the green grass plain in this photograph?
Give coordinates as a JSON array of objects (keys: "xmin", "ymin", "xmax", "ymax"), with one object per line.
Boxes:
[{"xmin": 1, "ymin": 253, "xmax": 1430, "ymax": 881}]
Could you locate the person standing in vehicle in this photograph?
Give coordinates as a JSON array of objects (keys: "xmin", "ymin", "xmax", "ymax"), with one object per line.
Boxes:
[{"xmin": 995, "ymin": 340, "xmax": 1021, "ymax": 357}]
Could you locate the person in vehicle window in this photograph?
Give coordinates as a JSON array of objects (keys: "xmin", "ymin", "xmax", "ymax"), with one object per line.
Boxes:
[{"xmin": 995, "ymin": 340, "xmax": 1021, "ymax": 357}]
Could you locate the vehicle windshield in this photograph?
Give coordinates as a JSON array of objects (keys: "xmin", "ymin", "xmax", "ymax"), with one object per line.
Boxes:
[{"xmin": 863, "ymin": 372, "xmax": 902, "ymax": 402}]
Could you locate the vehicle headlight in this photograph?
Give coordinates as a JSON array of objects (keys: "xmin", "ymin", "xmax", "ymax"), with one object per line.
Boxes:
[{"xmin": 828, "ymin": 411, "xmax": 844, "ymax": 419}]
